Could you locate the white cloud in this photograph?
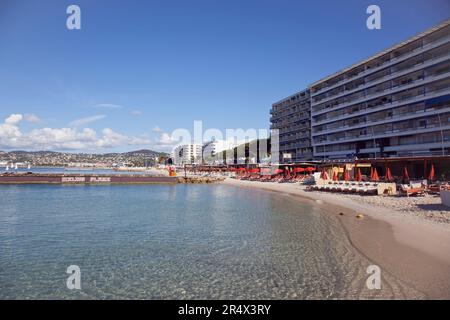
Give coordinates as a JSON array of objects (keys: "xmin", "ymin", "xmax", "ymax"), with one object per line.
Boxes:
[
  {"xmin": 0, "ymin": 114, "xmax": 150, "ymax": 151},
  {"xmin": 157, "ymin": 133, "xmax": 178, "ymax": 145},
  {"xmin": 24, "ymin": 113, "xmax": 41, "ymax": 123},
  {"xmin": 152, "ymin": 129, "xmax": 182, "ymax": 153},
  {"xmin": 5, "ymin": 114, "xmax": 23, "ymax": 125},
  {"xmin": 131, "ymin": 110, "xmax": 142, "ymax": 117},
  {"xmin": 69, "ymin": 115, "xmax": 106, "ymax": 127}
]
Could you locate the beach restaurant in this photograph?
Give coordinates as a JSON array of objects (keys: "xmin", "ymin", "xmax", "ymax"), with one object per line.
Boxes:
[{"xmin": 318, "ymin": 156, "xmax": 450, "ymax": 182}]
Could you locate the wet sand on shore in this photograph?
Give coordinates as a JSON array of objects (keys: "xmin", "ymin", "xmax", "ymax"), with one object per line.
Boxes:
[{"xmin": 223, "ymin": 178, "xmax": 450, "ymax": 299}]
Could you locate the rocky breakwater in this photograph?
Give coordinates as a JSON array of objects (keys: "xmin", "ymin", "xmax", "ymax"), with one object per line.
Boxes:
[{"xmin": 177, "ymin": 176, "xmax": 225, "ymax": 184}]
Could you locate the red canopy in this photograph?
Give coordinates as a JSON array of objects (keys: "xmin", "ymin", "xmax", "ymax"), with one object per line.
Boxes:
[
  {"xmin": 402, "ymin": 167, "xmax": 410, "ymax": 181},
  {"xmin": 343, "ymin": 169, "xmax": 350, "ymax": 181},
  {"xmin": 273, "ymin": 169, "xmax": 284, "ymax": 174},
  {"xmin": 320, "ymin": 169, "xmax": 329, "ymax": 180},
  {"xmin": 385, "ymin": 167, "xmax": 393, "ymax": 181},
  {"xmin": 355, "ymin": 168, "xmax": 362, "ymax": 181},
  {"xmin": 293, "ymin": 167, "xmax": 305, "ymax": 173},
  {"xmin": 305, "ymin": 167, "xmax": 315, "ymax": 172},
  {"xmin": 428, "ymin": 164, "xmax": 435, "ymax": 180},
  {"xmin": 371, "ymin": 167, "xmax": 379, "ymax": 181},
  {"xmin": 332, "ymin": 171, "xmax": 338, "ymax": 181}
]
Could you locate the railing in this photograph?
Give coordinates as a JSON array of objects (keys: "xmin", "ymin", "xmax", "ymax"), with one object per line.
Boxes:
[
  {"xmin": 312, "ymin": 123, "xmax": 450, "ymax": 147},
  {"xmin": 312, "ymin": 106, "xmax": 450, "ymax": 136},
  {"xmin": 311, "ymin": 72, "xmax": 450, "ymax": 117},
  {"xmin": 311, "ymin": 35, "xmax": 450, "ymax": 97},
  {"xmin": 312, "ymin": 87, "xmax": 450, "ymax": 127}
]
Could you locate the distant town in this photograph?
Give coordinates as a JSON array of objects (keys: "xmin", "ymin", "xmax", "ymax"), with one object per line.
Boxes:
[{"xmin": 0, "ymin": 149, "xmax": 169, "ymax": 168}]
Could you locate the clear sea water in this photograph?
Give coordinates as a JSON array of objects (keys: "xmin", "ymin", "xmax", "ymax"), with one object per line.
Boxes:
[{"xmin": 0, "ymin": 183, "xmax": 420, "ymax": 299}]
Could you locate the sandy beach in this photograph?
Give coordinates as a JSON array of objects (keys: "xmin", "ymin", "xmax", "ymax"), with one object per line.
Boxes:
[{"xmin": 222, "ymin": 178, "xmax": 450, "ymax": 299}]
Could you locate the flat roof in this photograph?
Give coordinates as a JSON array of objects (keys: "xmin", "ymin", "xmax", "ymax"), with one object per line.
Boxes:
[
  {"xmin": 309, "ymin": 18, "xmax": 450, "ymax": 88},
  {"xmin": 271, "ymin": 88, "xmax": 310, "ymax": 106}
]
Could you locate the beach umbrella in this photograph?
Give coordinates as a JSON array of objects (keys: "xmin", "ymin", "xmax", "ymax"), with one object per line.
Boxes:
[
  {"xmin": 371, "ymin": 167, "xmax": 379, "ymax": 181},
  {"xmin": 402, "ymin": 167, "xmax": 410, "ymax": 181},
  {"xmin": 385, "ymin": 167, "xmax": 393, "ymax": 181},
  {"xmin": 320, "ymin": 169, "xmax": 329, "ymax": 180},
  {"xmin": 332, "ymin": 171, "xmax": 338, "ymax": 181},
  {"xmin": 285, "ymin": 169, "xmax": 291, "ymax": 179},
  {"xmin": 343, "ymin": 169, "xmax": 350, "ymax": 181},
  {"xmin": 355, "ymin": 168, "xmax": 362, "ymax": 181},
  {"xmin": 428, "ymin": 164, "xmax": 435, "ymax": 181}
]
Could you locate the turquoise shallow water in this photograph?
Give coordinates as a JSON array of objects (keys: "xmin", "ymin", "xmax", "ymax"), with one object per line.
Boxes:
[{"xmin": 0, "ymin": 184, "xmax": 417, "ymax": 299}]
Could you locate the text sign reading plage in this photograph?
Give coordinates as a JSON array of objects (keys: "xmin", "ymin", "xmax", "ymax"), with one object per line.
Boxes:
[
  {"xmin": 61, "ymin": 177, "xmax": 86, "ymax": 183},
  {"xmin": 89, "ymin": 177, "xmax": 111, "ymax": 183}
]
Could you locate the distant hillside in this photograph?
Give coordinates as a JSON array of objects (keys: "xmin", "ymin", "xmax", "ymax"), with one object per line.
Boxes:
[
  {"xmin": 0, "ymin": 149, "xmax": 169, "ymax": 166},
  {"xmin": 1, "ymin": 149, "xmax": 166, "ymax": 156}
]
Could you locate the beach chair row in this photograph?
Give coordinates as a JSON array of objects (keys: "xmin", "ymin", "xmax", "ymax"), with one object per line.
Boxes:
[{"xmin": 309, "ymin": 181, "xmax": 379, "ymax": 195}]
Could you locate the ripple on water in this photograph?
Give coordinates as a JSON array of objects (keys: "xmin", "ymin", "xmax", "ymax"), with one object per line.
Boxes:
[{"xmin": 0, "ymin": 184, "xmax": 424, "ymax": 299}]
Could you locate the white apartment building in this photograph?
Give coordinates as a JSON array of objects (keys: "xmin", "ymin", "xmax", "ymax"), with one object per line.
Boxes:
[
  {"xmin": 309, "ymin": 19, "xmax": 450, "ymax": 159},
  {"xmin": 202, "ymin": 139, "xmax": 239, "ymax": 164},
  {"xmin": 172, "ymin": 144, "xmax": 202, "ymax": 165}
]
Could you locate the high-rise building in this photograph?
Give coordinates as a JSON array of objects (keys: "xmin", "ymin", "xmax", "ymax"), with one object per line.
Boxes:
[
  {"xmin": 309, "ymin": 20, "xmax": 450, "ymax": 159},
  {"xmin": 270, "ymin": 89, "xmax": 312, "ymax": 163},
  {"xmin": 202, "ymin": 139, "xmax": 238, "ymax": 164},
  {"xmin": 172, "ymin": 144, "xmax": 202, "ymax": 165}
]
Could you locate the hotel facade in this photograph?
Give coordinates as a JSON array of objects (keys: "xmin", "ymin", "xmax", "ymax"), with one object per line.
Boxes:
[
  {"xmin": 270, "ymin": 89, "xmax": 313, "ymax": 162},
  {"xmin": 172, "ymin": 144, "xmax": 202, "ymax": 165},
  {"xmin": 271, "ymin": 19, "xmax": 450, "ymax": 162}
]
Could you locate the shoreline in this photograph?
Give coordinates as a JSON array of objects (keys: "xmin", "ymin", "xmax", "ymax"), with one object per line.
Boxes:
[{"xmin": 222, "ymin": 178, "xmax": 450, "ymax": 299}]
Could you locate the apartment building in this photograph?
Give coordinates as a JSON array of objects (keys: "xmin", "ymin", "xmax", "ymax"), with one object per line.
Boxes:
[
  {"xmin": 309, "ymin": 20, "xmax": 450, "ymax": 159},
  {"xmin": 270, "ymin": 89, "xmax": 313, "ymax": 163},
  {"xmin": 172, "ymin": 144, "xmax": 202, "ymax": 165},
  {"xmin": 202, "ymin": 139, "xmax": 239, "ymax": 164}
]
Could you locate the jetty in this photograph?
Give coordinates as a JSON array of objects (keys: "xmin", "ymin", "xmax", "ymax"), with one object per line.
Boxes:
[{"xmin": 0, "ymin": 173, "xmax": 223, "ymax": 185}]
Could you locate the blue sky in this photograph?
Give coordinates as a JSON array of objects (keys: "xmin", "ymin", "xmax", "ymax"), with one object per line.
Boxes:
[{"xmin": 0, "ymin": 0, "xmax": 449, "ymax": 152}]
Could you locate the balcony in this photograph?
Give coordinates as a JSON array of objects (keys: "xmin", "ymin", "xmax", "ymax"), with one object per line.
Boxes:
[
  {"xmin": 312, "ymin": 86, "xmax": 450, "ymax": 126},
  {"xmin": 311, "ymin": 34, "xmax": 450, "ymax": 97},
  {"xmin": 312, "ymin": 106, "xmax": 450, "ymax": 137},
  {"xmin": 312, "ymin": 123, "xmax": 450, "ymax": 147},
  {"xmin": 312, "ymin": 54, "xmax": 448, "ymax": 106},
  {"xmin": 311, "ymin": 71, "xmax": 450, "ymax": 117}
]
